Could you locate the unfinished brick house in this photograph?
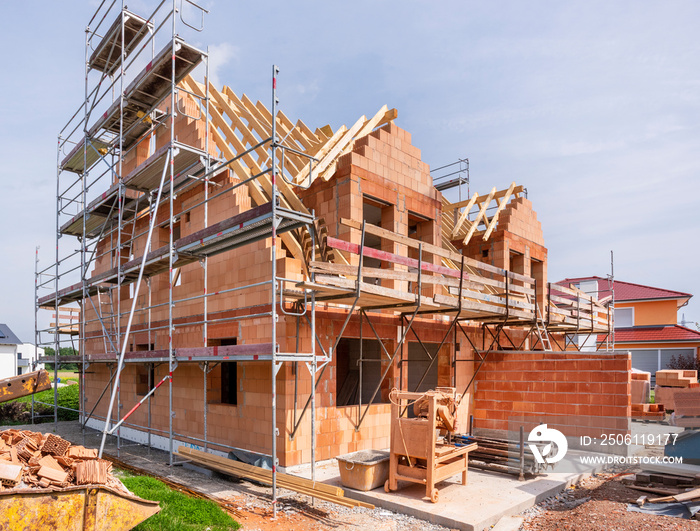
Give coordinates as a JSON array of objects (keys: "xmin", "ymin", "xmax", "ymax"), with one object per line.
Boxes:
[{"xmin": 38, "ymin": 4, "xmax": 630, "ymax": 498}]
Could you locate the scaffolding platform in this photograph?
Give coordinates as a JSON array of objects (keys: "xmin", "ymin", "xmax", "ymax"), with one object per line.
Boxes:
[
  {"xmin": 39, "ymin": 202, "xmax": 312, "ymax": 307},
  {"xmin": 38, "ymin": 343, "xmax": 320, "ymax": 364},
  {"xmin": 123, "ymin": 142, "xmax": 210, "ymax": 192},
  {"xmin": 60, "ymin": 183, "xmax": 146, "ymax": 238},
  {"xmin": 93, "ymin": 38, "xmax": 204, "ymax": 145},
  {"xmin": 61, "ymin": 38, "xmax": 205, "ymax": 173},
  {"xmin": 89, "ymin": 10, "xmax": 153, "ymax": 75},
  {"xmin": 60, "ymin": 137, "xmax": 110, "ymax": 174}
]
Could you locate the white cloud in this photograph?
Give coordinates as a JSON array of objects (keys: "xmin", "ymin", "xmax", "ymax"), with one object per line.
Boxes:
[{"xmin": 206, "ymin": 42, "xmax": 239, "ymax": 88}]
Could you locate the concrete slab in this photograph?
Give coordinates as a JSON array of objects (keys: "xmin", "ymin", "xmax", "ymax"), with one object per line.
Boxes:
[
  {"xmin": 491, "ymin": 515, "xmax": 525, "ymax": 531},
  {"xmin": 292, "ymin": 458, "xmax": 595, "ymax": 531}
]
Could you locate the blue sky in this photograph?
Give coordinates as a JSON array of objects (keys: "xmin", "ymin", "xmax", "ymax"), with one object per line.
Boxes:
[{"xmin": 1, "ymin": 1, "xmax": 698, "ymax": 343}]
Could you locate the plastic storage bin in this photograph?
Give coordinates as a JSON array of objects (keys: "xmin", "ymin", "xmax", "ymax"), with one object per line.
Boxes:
[{"xmin": 335, "ymin": 449, "xmax": 390, "ymax": 491}]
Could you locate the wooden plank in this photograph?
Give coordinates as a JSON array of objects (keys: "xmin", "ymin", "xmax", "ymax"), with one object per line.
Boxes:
[
  {"xmin": 295, "ymin": 124, "xmax": 348, "ymax": 185},
  {"xmin": 433, "ymin": 294, "xmax": 534, "ymax": 320},
  {"xmin": 314, "ymin": 275, "xmax": 439, "ymax": 309},
  {"xmin": 176, "ymin": 448, "xmax": 374, "ymax": 509},
  {"xmin": 327, "ymin": 236, "xmax": 535, "ymax": 298},
  {"xmin": 312, "ymin": 114, "xmax": 366, "ymax": 178},
  {"xmin": 339, "ymin": 218, "xmax": 535, "ymax": 287},
  {"xmin": 0, "ymin": 370, "xmax": 52, "ymax": 404},
  {"xmin": 309, "ymin": 261, "xmax": 484, "ymax": 290},
  {"xmin": 673, "ymin": 487, "xmax": 700, "ymax": 502},
  {"xmin": 178, "ymin": 447, "xmax": 342, "ymax": 496},
  {"xmin": 452, "ymin": 288, "xmax": 535, "ymax": 311},
  {"xmin": 482, "ymin": 182, "xmax": 515, "ymax": 241},
  {"xmin": 444, "ymin": 185, "xmax": 524, "ymax": 212},
  {"xmin": 209, "ymin": 82, "xmax": 310, "ymax": 216},
  {"xmin": 552, "ymin": 284, "xmax": 600, "ymax": 305},
  {"xmin": 463, "ymin": 187, "xmax": 496, "ymax": 245},
  {"xmin": 638, "ymin": 462, "xmax": 700, "ymax": 478},
  {"xmin": 452, "ymin": 192, "xmax": 478, "ymax": 238},
  {"xmin": 627, "ymin": 485, "xmax": 681, "ymax": 496},
  {"xmin": 222, "ymin": 88, "xmax": 310, "ymax": 175}
]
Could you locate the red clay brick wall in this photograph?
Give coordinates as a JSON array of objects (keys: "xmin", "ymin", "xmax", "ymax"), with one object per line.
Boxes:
[{"xmin": 473, "ymin": 351, "xmax": 631, "ymax": 437}]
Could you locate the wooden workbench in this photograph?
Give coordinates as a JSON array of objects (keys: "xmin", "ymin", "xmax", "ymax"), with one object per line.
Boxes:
[{"xmin": 385, "ymin": 390, "xmax": 477, "ymax": 503}]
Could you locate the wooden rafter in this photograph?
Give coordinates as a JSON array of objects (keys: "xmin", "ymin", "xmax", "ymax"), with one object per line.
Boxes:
[
  {"xmin": 181, "ymin": 77, "xmax": 307, "ymax": 266},
  {"xmin": 452, "ymin": 192, "xmax": 478, "ymax": 239},
  {"xmin": 482, "ymin": 181, "xmax": 515, "ymax": 241},
  {"xmin": 463, "ymin": 187, "xmax": 496, "ymax": 245}
]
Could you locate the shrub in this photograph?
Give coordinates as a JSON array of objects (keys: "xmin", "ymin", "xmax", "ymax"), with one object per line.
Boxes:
[
  {"xmin": 0, "ymin": 402, "xmax": 31, "ymax": 423},
  {"xmin": 2, "ymin": 384, "xmax": 79, "ymax": 422},
  {"xmin": 667, "ymin": 353, "xmax": 700, "ymax": 372}
]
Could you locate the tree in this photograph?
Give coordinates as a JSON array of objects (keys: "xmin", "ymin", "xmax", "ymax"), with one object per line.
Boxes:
[{"xmin": 43, "ymin": 347, "xmax": 79, "ymax": 371}]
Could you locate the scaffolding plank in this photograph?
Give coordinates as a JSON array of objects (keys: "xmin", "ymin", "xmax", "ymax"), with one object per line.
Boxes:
[
  {"xmin": 89, "ymin": 10, "xmax": 153, "ymax": 75},
  {"xmin": 60, "ymin": 137, "xmax": 110, "ymax": 174},
  {"xmin": 53, "ymin": 343, "xmax": 285, "ymax": 363},
  {"xmin": 60, "ymin": 183, "xmax": 146, "ymax": 238},
  {"xmin": 90, "ymin": 39, "xmax": 204, "ymax": 149},
  {"xmin": 309, "ymin": 261, "xmax": 484, "ymax": 291},
  {"xmin": 37, "ymin": 282, "xmax": 103, "ymax": 308},
  {"xmin": 42, "ymin": 204, "xmax": 308, "ymax": 306},
  {"xmin": 326, "ymin": 236, "xmax": 534, "ymax": 297},
  {"xmin": 123, "ymin": 142, "xmax": 207, "ymax": 192}
]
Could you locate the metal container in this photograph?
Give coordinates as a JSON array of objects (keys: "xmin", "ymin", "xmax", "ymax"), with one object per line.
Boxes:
[{"xmin": 0, "ymin": 485, "xmax": 160, "ymax": 530}]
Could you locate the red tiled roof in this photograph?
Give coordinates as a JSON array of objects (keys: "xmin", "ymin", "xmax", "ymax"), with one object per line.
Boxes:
[
  {"xmin": 556, "ymin": 276, "xmax": 692, "ymax": 303},
  {"xmin": 598, "ymin": 325, "xmax": 700, "ymax": 344}
]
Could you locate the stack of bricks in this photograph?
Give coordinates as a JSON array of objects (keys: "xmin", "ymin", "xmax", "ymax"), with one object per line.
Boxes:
[
  {"xmin": 656, "ymin": 370, "xmax": 699, "ymax": 388},
  {"xmin": 631, "ymin": 372, "xmax": 651, "ymax": 403},
  {"xmin": 630, "ymin": 372, "xmax": 664, "ymax": 419},
  {"xmin": 0, "ymin": 429, "xmax": 125, "ymax": 493},
  {"xmin": 631, "ymin": 403, "xmax": 665, "ymax": 419},
  {"xmin": 654, "ymin": 370, "xmax": 699, "ymax": 412}
]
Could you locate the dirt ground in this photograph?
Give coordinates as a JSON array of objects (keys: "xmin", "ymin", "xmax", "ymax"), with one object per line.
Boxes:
[
  {"xmin": 520, "ymin": 472, "xmax": 700, "ymax": 531},
  {"xmin": 222, "ymin": 493, "xmax": 446, "ymax": 531}
]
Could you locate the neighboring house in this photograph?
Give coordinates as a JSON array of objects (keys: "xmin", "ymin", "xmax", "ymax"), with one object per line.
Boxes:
[
  {"xmin": 557, "ymin": 277, "xmax": 700, "ymax": 381},
  {"xmin": 16, "ymin": 343, "xmax": 45, "ymax": 374},
  {"xmin": 0, "ymin": 323, "xmax": 23, "ymax": 379}
]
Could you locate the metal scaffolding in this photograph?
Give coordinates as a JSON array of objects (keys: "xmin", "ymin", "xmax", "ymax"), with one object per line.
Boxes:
[{"xmin": 34, "ymin": 1, "xmax": 324, "ymax": 516}]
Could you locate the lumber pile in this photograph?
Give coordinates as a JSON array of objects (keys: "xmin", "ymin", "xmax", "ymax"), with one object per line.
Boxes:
[
  {"xmin": 176, "ymin": 447, "xmax": 373, "ymax": 509},
  {"xmin": 0, "ymin": 429, "xmax": 127, "ymax": 493},
  {"xmin": 630, "ymin": 469, "xmax": 700, "ymax": 506}
]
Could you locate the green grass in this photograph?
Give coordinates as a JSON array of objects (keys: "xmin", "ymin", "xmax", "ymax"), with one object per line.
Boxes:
[
  {"xmin": 119, "ymin": 474, "xmax": 240, "ymax": 531},
  {"xmin": 51, "ymin": 370, "xmax": 80, "ymax": 382}
]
